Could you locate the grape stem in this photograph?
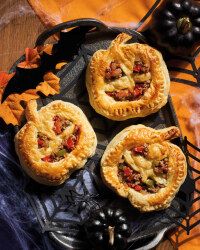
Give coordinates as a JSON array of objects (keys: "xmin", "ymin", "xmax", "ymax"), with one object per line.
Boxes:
[{"xmin": 108, "ymin": 226, "xmax": 115, "ymax": 246}]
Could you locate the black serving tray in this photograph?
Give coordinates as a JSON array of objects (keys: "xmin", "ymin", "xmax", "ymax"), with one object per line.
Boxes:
[{"xmin": 9, "ymin": 19, "xmax": 196, "ymax": 250}]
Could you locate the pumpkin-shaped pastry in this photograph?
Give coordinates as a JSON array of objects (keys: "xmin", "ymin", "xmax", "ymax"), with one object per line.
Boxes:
[
  {"xmin": 86, "ymin": 33, "xmax": 170, "ymax": 120},
  {"xmin": 15, "ymin": 100, "xmax": 97, "ymax": 185},
  {"xmin": 101, "ymin": 125, "xmax": 187, "ymax": 212}
]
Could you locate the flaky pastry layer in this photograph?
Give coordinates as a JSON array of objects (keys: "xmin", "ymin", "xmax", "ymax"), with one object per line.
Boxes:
[
  {"xmin": 101, "ymin": 125, "xmax": 187, "ymax": 212},
  {"xmin": 15, "ymin": 100, "xmax": 97, "ymax": 185},
  {"xmin": 86, "ymin": 33, "xmax": 170, "ymax": 120}
]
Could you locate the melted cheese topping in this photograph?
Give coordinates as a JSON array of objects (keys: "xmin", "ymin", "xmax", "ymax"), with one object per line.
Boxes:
[
  {"xmin": 132, "ymin": 155, "xmax": 152, "ymax": 169},
  {"xmin": 123, "ymin": 146, "xmax": 167, "ymax": 185},
  {"xmin": 147, "ymin": 143, "xmax": 168, "ymax": 160},
  {"xmin": 38, "ymin": 123, "xmax": 75, "ymax": 157},
  {"xmin": 133, "ymin": 72, "xmax": 151, "ymax": 83},
  {"xmin": 104, "ymin": 62, "xmax": 151, "ymax": 93},
  {"xmin": 104, "ymin": 76, "xmax": 134, "ymax": 92}
]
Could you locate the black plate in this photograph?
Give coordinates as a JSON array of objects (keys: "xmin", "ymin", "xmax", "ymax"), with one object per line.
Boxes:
[{"xmin": 10, "ymin": 19, "xmax": 194, "ymax": 250}]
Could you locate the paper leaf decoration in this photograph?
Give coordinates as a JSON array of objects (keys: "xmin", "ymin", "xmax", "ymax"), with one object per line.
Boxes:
[
  {"xmin": 18, "ymin": 48, "xmax": 40, "ymax": 69},
  {"xmin": 0, "ymin": 72, "xmax": 15, "ymax": 98},
  {"xmin": 0, "ymin": 72, "xmax": 60, "ymax": 125}
]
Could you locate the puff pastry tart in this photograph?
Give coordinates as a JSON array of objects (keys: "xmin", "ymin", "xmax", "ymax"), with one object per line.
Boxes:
[
  {"xmin": 15, "ymin": 100, "xmax": 97, "ymax": 186},
  {"xmin": 101, "ymin": 125, "xmax": 187, "ymax": 212},
  {"xmin": 86, "ymin": 33, "xmax": 170, "ymax": 120}
]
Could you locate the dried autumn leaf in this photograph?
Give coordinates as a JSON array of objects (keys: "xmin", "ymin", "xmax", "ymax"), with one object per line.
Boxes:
[
  {"xmin": 0, "ymin": 72, "xmax": 15, "ymax": 102},
  {"xmin": 36, "ymin": 72, "xmax": 60, "ymax": 95},
  {"xmin": 38, "ymin": 44, "xmax": 53, "ymax": 55},
  {"xmin": 18, "ymin": 48, "xmax": 40, "ymax": 69},
  {"xmin": 0, "ymin": 72, "xmax": 60, "ymax": 125},
  {"xmin": 55, "ymin": 61, "xmax": 68, "ymax": 70}
]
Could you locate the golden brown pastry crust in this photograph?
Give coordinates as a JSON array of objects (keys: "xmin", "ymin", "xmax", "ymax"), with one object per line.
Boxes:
[
  {"xmin": 86, "ymin": 33, "xmax": 170, "ymax": 120},
  {"xmin": 101, "ymin": 125, "xmax": 187, "ymax": 212},
  {"xmin": 15, "ymin": 100, "xmax": 97, "ymax": 186}
]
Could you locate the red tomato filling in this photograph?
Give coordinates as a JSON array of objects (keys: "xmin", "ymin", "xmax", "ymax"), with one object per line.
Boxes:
[
  {"xmin": 41, "ymin": 124, "xmax": 81, "ymax": 162},
  {"xmin": 106, "ymin": 82, "xmax": 150, "ymax": 102},
  {"xmin": 154, "ymin": 158, "xmax": 169, "ymax": 175},
  {"xmin": 38, "ymin": 138, "xmax": 45, "ymax": 148},
  {"xmin": 118, "ymin": 147, "xmax": 168, "ymax": 193},
  {"xmin": 41, "ymin": 153, "xmax": 65, "ymax": 163},
  {"xmin": 41, "ymin": 155, "xmax": 53, "ymax": 162},
  {"xmin": 37, "ymin": 133, "xmax": 49, "ymax": 148},
  {"xmin": 132, "ymin": 145, "xmax": 148, "ymax": 156},
  {"xmin": 63, "ymin": 125, "xmax": 81, "ymax": 152},
  {"xmin": 105, "ymin": 61, "xmax": 123, "ymax": 80},
  {"xmin": 133, "ymin": 64, "xmax": 142, "ymax": 73},
  {"xmin": 53, "ymin": 115, "xmax": 70, "ymax": 135},
  {"xmin": 133, "ymin": 61, "xmax": 149, "ymax": 74},
  {"xmin": 118, "ymin": 165, "xmax": 143, "ymax": 192}
]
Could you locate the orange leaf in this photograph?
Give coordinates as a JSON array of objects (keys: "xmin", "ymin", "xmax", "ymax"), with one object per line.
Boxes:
[
  {"xmin": 36, "ymin": 72, "xmax": 60, "ymax": 95},
  {"xmin": 55, "ymin": 61, "xmax": 68, "ymax": 70},
  {"xmin": 38, "ymin": 44, "xmax": 53, "ymax": 55},
  {"xmin": 0, "ymin": 71, "xmax": 15, "ymax": 88},
  {"xmin": 18, "ymin": 48, "xmax": 40, "ymax": 69},
  {"xmin": 0, "ymin": 72, "xmax": 60, "ymax": 125},
  {"xmin": 0, "ymin": 72, "xmax": 15, "ymax": 102}
]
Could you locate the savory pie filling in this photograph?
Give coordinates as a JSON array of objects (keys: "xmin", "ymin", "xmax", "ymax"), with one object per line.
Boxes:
[
  {"xmin": 37, "ymin": 132, "xmax": 49, "ymax": 148},
  {"xmin": 106, "ymin": 82, "xmax": 150, "ymax": 101},
  {"xmin": 118, "ymin": 144, "xmax": 169, "ymax": 193},
  {"xmin": 133, "ymin": 61, "xmax": 149, "ymax": 74},
  {"xmin": 39, "ymin": 116, "xmax": 81, "ymax": 163},
  {"xmin": 53, "ymin": 115, "xmax": 70, "ymax": 135},
  {"xmin": 63, "ymin": 125, "xmax": 80, "ymax": 152},
  {"xmin": 105, "ymin": 60, "xmax": 151, "ymax": 101},
  {"xmin": 105, "ymin": 61, "xmax": 123, "ymax": 80}
]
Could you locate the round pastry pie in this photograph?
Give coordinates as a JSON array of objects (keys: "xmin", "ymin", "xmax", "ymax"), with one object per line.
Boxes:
[
  {"xmin": 101, "ymin": 125, "xmax": 187, "ymax": 212},
  {"xmin": 15, "ymin": 100, "xmax": 97, "ymax": 186},
  {"xmin": 86, "ymin": 33, "xmax": 170, "ymax": 120}
]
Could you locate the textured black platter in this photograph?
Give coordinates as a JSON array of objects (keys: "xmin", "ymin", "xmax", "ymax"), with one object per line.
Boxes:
[{"xmin": 9, "ymin": 18, "xmax": 197, "ymax": 250}]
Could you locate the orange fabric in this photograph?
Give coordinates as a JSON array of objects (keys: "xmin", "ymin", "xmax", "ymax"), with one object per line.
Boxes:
[
  {"xmin": 0, "ymin": 72, "xmax": 15, "ymax": 93},
  {"xmin": 26, "ymin": 0, "xmax": 200, "ymax": 249},
  {"xmin": 28, "ymin": 0, "xmax": 153, "ymax": 28}
]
